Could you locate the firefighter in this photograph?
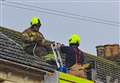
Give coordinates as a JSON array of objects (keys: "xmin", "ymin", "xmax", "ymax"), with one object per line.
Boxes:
[
  {"xmin": 22, "ymin": 17, "xmax": 53, "ymax": 60},
  {"xmin": 59, "ymin": 34, "xmax": 89, "ymax": 78}
]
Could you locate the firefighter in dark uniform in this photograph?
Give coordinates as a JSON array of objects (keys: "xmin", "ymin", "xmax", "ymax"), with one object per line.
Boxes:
[{"xmin": 60, "ymin": 34, "xmax": 90, "ymax": 78}]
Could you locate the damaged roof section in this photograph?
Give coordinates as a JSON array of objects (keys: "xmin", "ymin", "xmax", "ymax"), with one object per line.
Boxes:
[{"xmin": 0, "ymin": 26, "xmax": 55, "ymax": 73}]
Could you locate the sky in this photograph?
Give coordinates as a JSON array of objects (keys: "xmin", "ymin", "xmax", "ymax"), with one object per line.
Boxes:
[{"xmin": 0, "ymin": 0, "xmax": 120, "ymax": 55}]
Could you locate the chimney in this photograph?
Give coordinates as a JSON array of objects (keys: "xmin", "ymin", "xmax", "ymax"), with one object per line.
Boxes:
[
  {"xmin": 96, "ymin": 44, "xmax": 120, "ymax": 61},
  {"xmin": 119, "ymin": 47, "xmax": 120, "ymax": 55},
  {"xmin": 96, "ymin": 45, "xmax": 104, "ymax": 57},
  {"xmin": 104, "ymin": 45, "xmax": 113, "ymax": 59},
  {"xmin": 111, "ymin": 44, "xmax": 119, "ymax": 57}
]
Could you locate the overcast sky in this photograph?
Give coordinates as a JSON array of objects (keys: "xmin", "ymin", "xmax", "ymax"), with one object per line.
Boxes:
[{"xmin": 0, "ymin": 0, "xmax": 120, "ymax": 55}]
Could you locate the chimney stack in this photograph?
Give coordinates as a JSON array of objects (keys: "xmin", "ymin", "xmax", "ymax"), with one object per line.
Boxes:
[
  {"xmin": 112, "ymin": 44, "xmax": 119, "ymax": 57},
  {"xmin": 104, "ymin": 45, "xmax": 113, "ymax": 59},
  {"xmin": 96, "ymin": 44, "xmax": 120, "ymax": 60},
  {"xmin": 96, "ymin": 45, "xmax": 105, "ymax": 57}
]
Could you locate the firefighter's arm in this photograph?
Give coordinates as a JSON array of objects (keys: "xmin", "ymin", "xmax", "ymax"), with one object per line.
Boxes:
[
  {"xmin": 41, "ymin": 39, "xmax": 55, "ymax": 48},
  {"xmin": 36, "ymin": 32, "xmax": 54, "ymax": 46},
  {"xmin": 44, "ymin": 39, "xmax": 54, "ymax": 45}
]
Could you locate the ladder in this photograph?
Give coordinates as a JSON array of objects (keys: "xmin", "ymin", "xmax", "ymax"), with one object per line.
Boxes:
[{"xmin": 51, "ymin": 43, "xmax": 63, "ymax": 68}]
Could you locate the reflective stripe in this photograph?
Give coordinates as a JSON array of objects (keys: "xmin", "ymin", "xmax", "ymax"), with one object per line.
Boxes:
[{"xmin": 59, "ymin": 72, "xmax": 94, "ymax": 83}]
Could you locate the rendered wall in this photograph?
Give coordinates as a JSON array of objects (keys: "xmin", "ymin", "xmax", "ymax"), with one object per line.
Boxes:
[{"xmin": 0, "ymin": 71, "xmax": 42, "ymax": 83}]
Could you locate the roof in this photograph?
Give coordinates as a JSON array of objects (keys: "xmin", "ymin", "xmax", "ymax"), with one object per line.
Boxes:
[
  {"xmin": 0, "ymin": 26, "xmax": 55, "ymax": 74},
  {"xmin": 0, "ymin": 26, "xmax": 120, "ymax": 82},
  {"xmin": 85, "ymin": 53, "xmax": 120, "ymax": 82}
]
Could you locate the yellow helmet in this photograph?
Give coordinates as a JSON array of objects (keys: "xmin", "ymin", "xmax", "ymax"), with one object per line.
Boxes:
[
  {"xmin": 31, "ymin": 17, "xmax": 41, "ymax": 25},
  {"xmin": 68, "ymin": 34, "xmax": 80, "ymax": 45}
]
